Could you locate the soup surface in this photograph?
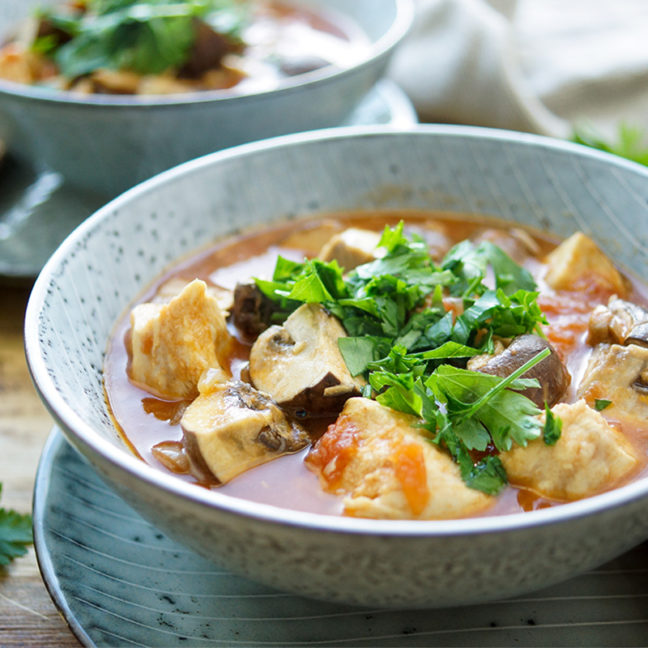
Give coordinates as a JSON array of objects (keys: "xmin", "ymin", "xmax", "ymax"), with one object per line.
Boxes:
[
  {"xmin": 104, "ymin": 212, "xmax": 648, "ymax": 519},
  {"xmin": 0, "ymin": 0, "xmax": 369, "ymax": 95}
]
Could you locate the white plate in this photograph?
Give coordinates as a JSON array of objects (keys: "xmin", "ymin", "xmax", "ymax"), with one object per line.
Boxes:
[
  {"xmin": 33, "ymin": 429, "xmax": 648, "ymax": 647},
  {"xmin": 0, "ymin": 80, "xmax": 417, "ymax": 282}
]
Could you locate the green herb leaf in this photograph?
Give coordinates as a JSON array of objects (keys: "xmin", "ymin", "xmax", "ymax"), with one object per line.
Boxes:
[
  {"xmin": 442, "ymin": 240, "xmax": 537, "ymax": 297},
  {"xmin": 594, "ymin": 399, "xmax": 612, "ymax": 412},
  {"xmin": 460, "ymin": 453, "xmax": 508, "ymax": 495},
  {"xmin": 259, "ymin": 222, "xmax": 552, "ymax": 495},
  {"xmin": 572, "ymin": 123, "xmax": 648, "ymax": 167},
  {"xmin": 337, "ymin": 336, "xmax": 390, "ymax": 377},
  {"xmin": 426, "ymin": 360, "xmax": 544, "ymax": 452},
  {"xmin": 0, "ymin": 484, "xmax": 33, "ymax": 567},
  {"xmin": 543, "ymin": 403, "xmax": 563, "ymax": 445}
]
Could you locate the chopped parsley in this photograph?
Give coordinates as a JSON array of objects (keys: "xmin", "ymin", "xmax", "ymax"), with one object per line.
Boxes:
[
  {"xmin": 258, "ymin": 222, "xmax": 556, "ymax": 495},
  {"xmin": 0, "ymin": 484, "xmax": 33, "ymax": 567},
  {"xmin": 543, "ymin": 403, "xmax": 563, "ymax": 445},
  {"xmin": 595, "ymin": 399, "xmax": 613, "ymax": 412}
]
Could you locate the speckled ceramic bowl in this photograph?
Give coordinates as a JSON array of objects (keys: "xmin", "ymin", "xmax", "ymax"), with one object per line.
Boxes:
[
  {"xmin": 0, "ymin": 0, "xmax": 413, "ymax": 197},
  {"xmin": 25, "ymin": 126, "xmax": 648, "ymax": 608}
]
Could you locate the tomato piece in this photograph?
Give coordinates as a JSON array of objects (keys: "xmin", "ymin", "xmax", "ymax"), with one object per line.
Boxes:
[{"xmin": 393, "ymin": 442, "xmax": 429, "ymax": 516}]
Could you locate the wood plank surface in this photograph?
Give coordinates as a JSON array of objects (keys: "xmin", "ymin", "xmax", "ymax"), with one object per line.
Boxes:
[{"xmin": 0, "ymin": 284, "xmax": 81, "ymax": 647}]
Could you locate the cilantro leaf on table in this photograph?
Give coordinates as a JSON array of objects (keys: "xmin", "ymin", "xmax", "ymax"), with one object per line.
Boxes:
[{"xmin": 0, "ymin": 484, "xmax": 33, "ymax": 567}]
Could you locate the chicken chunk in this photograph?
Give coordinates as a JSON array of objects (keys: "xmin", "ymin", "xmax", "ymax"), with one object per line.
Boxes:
[
  {"xmin": 318, "ymin": 228, "xmax": 382, "ymax": 271},
  {"xmin": 501, "ymin": 400, "xmax": 638, "ymax": 500},
  {"xmin": 182, "ymin": 374, "xmax": 310, "ymax": 483},
  {"xmin": 154, "ymin": 276, "xmax": 234, "ymax": 314},
  {"xmin": 249, "ymin": 303, "xmax": 364, "ymax": 417},
  {"xmin": 279, "ymin": 220, "xmax": 344, "ymax": 256},
  {"xmin": 577, "ymin": 343, "xmax": 648, "ymax": 426},
  {"xmin": 306, "ymin": 398, "xmax": 493, "ymax": 520},
  {"xmin": 544, "ymin": 232, "xmax": 626, "ymax": 295},
  {"xmin": 129, "ymin": 279, "xmax": 231, "ymax": 399}
]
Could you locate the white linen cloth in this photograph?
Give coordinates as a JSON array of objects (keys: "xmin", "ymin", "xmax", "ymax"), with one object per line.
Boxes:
[{"xmin": 388, "ymin": 0, "xmax": 648, "ymax": 140}]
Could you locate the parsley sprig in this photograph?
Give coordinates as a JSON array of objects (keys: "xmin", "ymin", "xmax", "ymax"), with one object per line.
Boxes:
[
  {"xmin": 258, "ymin": 222, "xmax": 555, "ymax": 494},
  {"xmin": 0, "ymin": 484, "xmax": 33, "ymax": 566}
]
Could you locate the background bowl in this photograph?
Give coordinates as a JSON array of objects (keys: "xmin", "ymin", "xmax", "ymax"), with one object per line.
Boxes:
[
  {"xmin": 25, "ymin": 126, "xmax": 648, "ymax": 608},
  {"xmin": 0, "ymin": 0, "xmax": 413, "ymax": 197}
]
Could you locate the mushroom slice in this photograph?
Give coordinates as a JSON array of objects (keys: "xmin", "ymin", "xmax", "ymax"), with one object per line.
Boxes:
[
  {"xmin": 318, "ymin": 228, "xmax": 382, "ymax": 271},
  {"xmin": 475, "ymin": 335, "xmax": 571, "ymax": 407},
  {"xmin": 181, "ymin": 376, "xmax": 309, "ymax": 484},
  {"xmin": 501, "ymin": 400, "xmax": 638, "ymax": 500},
  {"xmin": 577, "ymin": 343, "xmax": 648, "ymax": 426},
  {"xmin": 231, "ymin": 282, "xmax": 279, "ymax": 339},
  {"xmin": 306, "ymin": 398, "xmax": 493, "ymax": 520},
  {"xmin": 249, "ymin": 303, "xmax": 364, "ymax": 417},
  {"xmin": 587, "ymin": 297, "xmax": 648, "ymax": 347},
  {"xmin": 129, "ymin": 279, "xmax": 231, "ymax": 399},
  {"xmin": 544, "ymin": 232, "xmax": 626, "ymax": 296}
]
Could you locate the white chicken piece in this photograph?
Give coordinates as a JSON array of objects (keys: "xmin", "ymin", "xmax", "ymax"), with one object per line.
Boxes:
[
  {"xmin": 318, "ymin": 227, "xmax": 382, "ymax": 271},
  {"xmin": 129, "ymin": 279, "xmax": 231, "ymax": 399},
  {"xmin": 249, "ymin": 303, "xmax": 364, "ymax": 417},
  {"xmin": 501, "ymin": 400, "xmax": 638, "ymax": 501},
  {"xmin": 181, "ymin": 372, "xmax": 309, "ymax": 483},
  {"xmin": 153, "ymin": 276, "xmax": 234, "ymax": 315},
  {"xmin": 543, "ymin": 232, "xmax": 626, "ymax": 295},
  {"xmin": 577, "ymin": 343, "xmax": 648, "ymax": 426},
  {"xmin": 306, "ymin": 398, "xmax": 493, "ymax": 520}
]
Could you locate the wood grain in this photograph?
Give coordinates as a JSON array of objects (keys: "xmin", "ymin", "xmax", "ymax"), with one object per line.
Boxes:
[{"xmin": 0, "ymin": 285, "xmax": 81, "ymax": 647}]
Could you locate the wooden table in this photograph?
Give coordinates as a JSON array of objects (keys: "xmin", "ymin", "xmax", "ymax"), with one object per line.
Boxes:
[{"xmin": 0, "ymin": 284, "xmax": 81, "ymax": 647}]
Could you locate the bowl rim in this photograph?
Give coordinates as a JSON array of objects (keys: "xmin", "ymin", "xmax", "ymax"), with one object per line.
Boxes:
[
  {"xmin": 25, "ymin": 123, "xmax": 648, "ymax": 538},
  {"xmin": 0, "ymin": 0, "xmax": 415, "ymax": 108}
]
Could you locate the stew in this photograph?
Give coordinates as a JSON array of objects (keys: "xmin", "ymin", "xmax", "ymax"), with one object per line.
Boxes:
[
  {"xmin": 103, "ymin": 212, "xmax": 648, "ymax": 519},
  {"xmin": 0, "ymin": 0, "xmax": 368, "ymax": 95}
]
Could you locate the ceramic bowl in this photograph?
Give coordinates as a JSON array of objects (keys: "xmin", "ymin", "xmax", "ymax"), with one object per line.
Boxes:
[
  {"xmin": 0, "ymin": 0, "xmax": 413, "ymax": 197},
  {"xmin": 25, "ymin": 126, "xmax": 648, "ymax": 609}
]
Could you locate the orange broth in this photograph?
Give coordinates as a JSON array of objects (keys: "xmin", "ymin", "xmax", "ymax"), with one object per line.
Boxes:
[{"xmin": 103, "ymin": 212, "xmax": 648, "ymax": 517}]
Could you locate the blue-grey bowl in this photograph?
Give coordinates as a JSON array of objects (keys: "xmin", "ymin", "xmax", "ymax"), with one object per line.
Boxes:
[
  {"xmin": 0, "ymin": 0, "xmax": 413, "ymax": 196},
  {"xmin": 25, "ymin": 126, "xmax": 648, "ymax": 608}
]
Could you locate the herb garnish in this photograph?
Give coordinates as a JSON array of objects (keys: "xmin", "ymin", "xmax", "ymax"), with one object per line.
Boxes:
[
  {"xmin": 258, "ymin": 222, "xmax": 555, "ymax": 494},
  {"xmin": 35, "ymin": 0, "xmax": 247, "ymax": 78},
  {"xmin": 0, "ymin": 484, "xmax": 33, "ymax": 566},
  {"xmin": 595, "ymin": 399, "xmax": 612, "ymax": 412},
  {"xmin": 572, "ymin": 123, "xmax": 648, "ymax": 167},
  {"xmin": 542, "ymin": 403, "xmax": 563, "ymax": 445}
]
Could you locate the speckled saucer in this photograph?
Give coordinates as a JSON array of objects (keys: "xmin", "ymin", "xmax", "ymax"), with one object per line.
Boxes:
[{"xmin": 34, "ymin": 429, "xmax": 648, "ymax": 647}]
